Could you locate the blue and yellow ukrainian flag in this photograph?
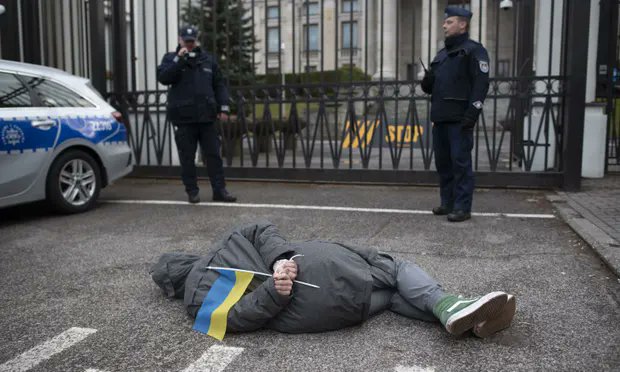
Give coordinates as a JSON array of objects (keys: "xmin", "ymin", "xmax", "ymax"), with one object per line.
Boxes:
[{"xmin": 193, "ymin": 269, "xmax": 254, "ymax": 340}]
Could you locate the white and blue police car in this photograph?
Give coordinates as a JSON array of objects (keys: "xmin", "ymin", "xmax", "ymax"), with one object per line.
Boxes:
[{"xmin": 0, "ymin": 60, "xmax": 133, "ymax": 213}]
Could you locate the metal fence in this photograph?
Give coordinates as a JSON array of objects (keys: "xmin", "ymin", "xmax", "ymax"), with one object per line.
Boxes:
[{"xmin": 0, "ymin": 0, "xmax": 601, "ymax": 188}]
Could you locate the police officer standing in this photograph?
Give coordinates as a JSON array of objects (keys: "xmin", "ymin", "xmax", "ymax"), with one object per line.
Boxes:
[
  {"xmin": 157, "ymin": 26, "xmax": 237, "ymax": 203},
  {"xmin": 421, "ymin": 7, "xmax": 489, "ymax": 222}
]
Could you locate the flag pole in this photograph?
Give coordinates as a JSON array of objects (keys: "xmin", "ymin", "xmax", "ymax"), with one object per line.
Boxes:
[{"xmin": 205, "ymin": 266, "xmax": 320, "ymax": 289}]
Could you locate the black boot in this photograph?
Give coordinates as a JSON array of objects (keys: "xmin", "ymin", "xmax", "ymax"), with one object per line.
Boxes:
[
  {"xmin": 213, "ymin": 189, "xmax": 237, "ymax": 202},
  {"xmin": 432, "ymin": 206, "xmax": 452, "ymax": 215},
  {"xmin": 447, "ymin": 210, "xmax": 471, "ymax": 222},
  {"xmin": 187, "ymin": 192, "xmax": 201, "ymax": 204}
]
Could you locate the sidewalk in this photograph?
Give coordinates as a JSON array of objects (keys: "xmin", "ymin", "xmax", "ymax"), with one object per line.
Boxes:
[{"xmin": 549, "ymin": 174, "xmax": 620, "ymax": 277}]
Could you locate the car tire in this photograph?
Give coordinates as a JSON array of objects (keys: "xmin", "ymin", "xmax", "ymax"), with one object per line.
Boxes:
[{"xmin": 46, "ymin": 150, "xmax": 102, "ymax": 214}]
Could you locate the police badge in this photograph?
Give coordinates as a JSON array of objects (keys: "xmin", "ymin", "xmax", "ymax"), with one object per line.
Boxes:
[
  {"xmin": 479, "ymin": 61, "xmax": 489, "ymax": 73},
  {"xmin": 1, "ymin": 124, "xmax": 25, "ymax": 147}
]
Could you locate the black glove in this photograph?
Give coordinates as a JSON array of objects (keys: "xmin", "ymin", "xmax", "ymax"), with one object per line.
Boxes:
[
  {"xmin": 461, "ymin": 117, "xmax": 476, "ymax": 130},
  {"xmin": 421, "ymin": 70, "xmax": 435, "ymax": 93}
]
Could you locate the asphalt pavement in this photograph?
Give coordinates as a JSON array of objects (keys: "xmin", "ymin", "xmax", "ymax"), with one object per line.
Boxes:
[{"xmin": 0, "ymin": 179, "xmax": 619, "ymax": 372}]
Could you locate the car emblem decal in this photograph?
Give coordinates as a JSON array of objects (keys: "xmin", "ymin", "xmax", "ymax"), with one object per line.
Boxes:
[
  {"xmin": 1, "ymin": 123, "xmax": 25, "ymax": 147},
  {"xmin": 473, "ymin": 101, "xmax": 483, "ymax": 109}
]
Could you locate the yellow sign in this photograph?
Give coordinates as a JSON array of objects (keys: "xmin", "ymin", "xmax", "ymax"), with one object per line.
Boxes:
[{"xmin": 342, "ymin": 120, "xmax": 424, "ymax": 148}]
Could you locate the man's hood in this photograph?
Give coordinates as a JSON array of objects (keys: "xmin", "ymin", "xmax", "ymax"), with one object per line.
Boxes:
[{"xmin": 150, "ymin": 253, "xmax": 201, "ymax": 298}]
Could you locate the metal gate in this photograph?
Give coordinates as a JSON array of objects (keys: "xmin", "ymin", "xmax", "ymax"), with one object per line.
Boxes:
[{"xmin": 0, "ymin": 0, "xmax": 595, "ymax": 189}]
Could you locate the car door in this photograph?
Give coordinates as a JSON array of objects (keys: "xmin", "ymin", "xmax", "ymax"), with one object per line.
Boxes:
[{"xmin": 0, "ymin": 71, "xmax": 60, "ymax": 199}]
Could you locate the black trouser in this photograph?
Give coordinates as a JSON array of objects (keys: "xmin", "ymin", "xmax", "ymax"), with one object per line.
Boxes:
[
  {"xmin": 432, "ymin": 122, "xmax": 475, "ymax": 213},
  {"xmin": 174, "ymin": 123, "xmax": 225, "ymax": 195}
]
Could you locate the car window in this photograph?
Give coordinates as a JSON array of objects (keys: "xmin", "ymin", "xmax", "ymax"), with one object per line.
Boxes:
[
  {"xmin": 0, "ymin": 72, "xmax": 32, "ymax": 108},
  {"xmin": 25, "ymin": 77, "xmax": 94, "ymax": 108}
]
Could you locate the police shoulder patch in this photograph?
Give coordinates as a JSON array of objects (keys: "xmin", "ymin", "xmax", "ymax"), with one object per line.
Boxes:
[
  {"xmin": 479, "ymin": 61, "xmax": 489, "ymax": 73},
  {"xmin": 473, "ymin": 101, "xmax": 483, "ymax": 109}
]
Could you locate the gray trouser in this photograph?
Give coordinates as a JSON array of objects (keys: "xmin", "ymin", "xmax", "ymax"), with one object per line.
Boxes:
[{"xmin": 368, "ymin": 254, "xmax": 445, "ymax": 322}]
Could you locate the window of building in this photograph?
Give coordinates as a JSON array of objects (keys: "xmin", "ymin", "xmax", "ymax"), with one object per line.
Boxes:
[
  {"xmin": 267, "ymin": 6, "xmax": 279, "ymax": 19},
  {"xmin": 342, "ymin": 21, "xmax": 358, "ymax": 49},
  {"xmin": 267, "ymin": 27, "xmax": 280, "ymax": 53},
  {"xmin": 0, "ymin": 72, "xmax": 32, "ymax": 108},
  {"xmin": 25, "ymin": 77, "xmax": 93, "ymax": 107},
  {"xmin": 303, "ymin": 2, "xmax": 319, "ymax": 16},
  {"xmin": 447, "ymin": 0, "xmax": 471, "ymax": 10},
  {"xmin": 342, "ymin": 0, "xmax": 359, "ymax": 13},
  {"xmin": 305, "ymin": 65, "xmax": 317, "ymax": 72},
  {"xmin": 267, "ymin": 67, "xmax": 281, "ymax": 75},
  {"xmin": 303, "ymin": 24, "xmax": 319, "ymax": 51}
]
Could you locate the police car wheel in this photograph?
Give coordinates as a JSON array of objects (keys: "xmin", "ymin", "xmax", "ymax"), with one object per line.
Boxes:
[{"xmin": 46, "ymin": 150, "xmax": 101, "ymax": 214}]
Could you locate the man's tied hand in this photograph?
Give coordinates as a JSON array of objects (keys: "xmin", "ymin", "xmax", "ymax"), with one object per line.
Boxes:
[
  {"xmin": 274, "ymin": 272, "xmax": 293, "ymax": 296},
  {"xmin": 273, "ymin": 259, "xmax": 298, "ymax": 282},
  {"xmin": 462, "ymin": 117, "xmax": 476, "ymax": 130}
]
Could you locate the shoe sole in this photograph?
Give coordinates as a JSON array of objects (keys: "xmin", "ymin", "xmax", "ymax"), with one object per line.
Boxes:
[
  {"xmin": 473, "ymin": 295, "xmax": 516, "ymax": 338},
  {"xmin": 447, "ymin": 215, "xmax": 471, "ymax": 222},
  {"xmin": 445, "ymin": 291, "xmax": 508, "ymax": 336}
]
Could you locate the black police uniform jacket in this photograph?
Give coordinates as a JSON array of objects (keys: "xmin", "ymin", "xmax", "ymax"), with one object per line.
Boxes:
[
  {"xmin": 157, "ymin": 46, "xmax": 230, "ymax": 124},
  {"xmin": 421, "ymin": 33, "xmax": 490, "ymax": 124}
]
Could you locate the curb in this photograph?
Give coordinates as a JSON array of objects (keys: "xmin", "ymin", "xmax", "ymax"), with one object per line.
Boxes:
[{"xmin": 546, "ymin": 193, "xmax": 620, "ymax": 278}]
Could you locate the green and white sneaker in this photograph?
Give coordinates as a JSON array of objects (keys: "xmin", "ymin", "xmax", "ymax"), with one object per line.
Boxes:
[
  {"xmin": 433, "ymin": 291, "xmax": 508, "ymax": 336},
  {"xmin": 473, "ymin": 294, "xmax": 516, "ymax": 338}
]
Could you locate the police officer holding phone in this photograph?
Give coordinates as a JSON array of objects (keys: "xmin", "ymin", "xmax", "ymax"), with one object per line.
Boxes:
[
  {"xmin": 157, "ymin": 25, "xmax": 236, "ymax": 203},
  {"xmin": 421, "ymin": 7, "xmax": 489, "ymax": 222}
]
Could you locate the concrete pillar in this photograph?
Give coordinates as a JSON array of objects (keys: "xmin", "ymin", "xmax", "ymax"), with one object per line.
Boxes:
[
  {"xmin": 586, "ymin": 0, "xmax": 601, "ymax": 102},
  {"xmin": 282, "ymin": 0, "xmax": 293, "ymax": 73},
  {"xmin": 582, "ymin": 0, "xmax": 607, "ymax": 178},
  {"xmin": 361, "ymin": 0, "xmax": 377, "ymax": 76},
  {"xmin": 469, "ymin": 0, "xmax": 488, "ymax": 46},
  {"xmin": 534, "ymin": 0, "xmax": 564, "ymax": 79},
  {"xmin": 523, "ymin": 0, "xmax": 564, "ymax": 171},
  {"xmin": 372, "ymin": 0, "xmax": 397, "ymax": 80},
  {"xmin": 419, "ymin": 0, "xmax": 438, "ymax": 79},
  {"xmin": 135, "ymin": 0, "xmax": 178, "ymax": 91},
  {"xmin": 323, "ymin": 0, "xmax": 337, "ymax": 71}
]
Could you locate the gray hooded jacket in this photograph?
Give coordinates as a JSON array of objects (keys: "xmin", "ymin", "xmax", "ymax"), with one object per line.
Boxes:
[{"xmin": 151, "ymin": 220, "xmax": 393, "ymax": 333}]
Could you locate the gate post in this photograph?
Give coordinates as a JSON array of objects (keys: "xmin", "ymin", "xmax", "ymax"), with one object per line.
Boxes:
[
  {"xmin": 0, "ymin": 0, "xmax": 20, "ymax": 61},
  {"xmin": 111, "ymin": 0, "xmax": 128, "ymax": 95},
  {"xmin": 89, "ymin": 0, "xmax": 107, "ymax": 95},
  {"xmin": 562, "ymin": 0, "xmax": 591, "ymax": 191}
]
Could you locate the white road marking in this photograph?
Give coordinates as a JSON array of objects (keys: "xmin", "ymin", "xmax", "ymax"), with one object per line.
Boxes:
[
  {"xmin": 102, "ymin": 199, "xmax": 556, "ymax": 219},
  {"xmin": 181, "ymin": 345, "xmax": 244, "ymax": 372},
  {"xmin": 394, "ymin": 366, "xmax": 436, "ymax": 372},
  {"xmin": 0, "ymin": 327, "xmax": 97, "ymax": 372},
  {"xmin": 85, "ymin": 369, "xmax": 109, "ymax": 372}
]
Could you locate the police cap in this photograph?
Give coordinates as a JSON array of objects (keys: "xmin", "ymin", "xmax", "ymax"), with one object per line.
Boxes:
[
  {"xmin": 179, "ymin": 25, "xmax": 198, "ymax": 41},
  {"xmin": 444, "ymin": 6, "xmax": 473, "ymax": 20}
]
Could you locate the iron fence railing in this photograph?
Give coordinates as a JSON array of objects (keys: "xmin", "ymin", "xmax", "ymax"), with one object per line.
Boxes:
[{"xmin": 108, "ymin": 75, "xmax": 565, "ymax": 177}]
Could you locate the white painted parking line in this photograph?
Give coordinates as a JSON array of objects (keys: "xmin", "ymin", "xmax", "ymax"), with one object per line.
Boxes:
[
  {"xmin": 181, "ymin": 345, "xmax": 244, "ymax": 372},
  {"xmin": 0, "ymin": 327, "xmax": 97, "ymax": 372},
  {"xmin": 394, "ymin": 366, "xmax": 436, "ymax": 372},
  {"xmin": 102, "ymin": 199, "xmax": 556, "ymax": 219}
]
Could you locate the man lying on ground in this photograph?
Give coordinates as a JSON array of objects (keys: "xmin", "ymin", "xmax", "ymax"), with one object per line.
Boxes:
[{"xmin": 151, "ymin": 221, "xmax": 516, "ymax": 340}]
